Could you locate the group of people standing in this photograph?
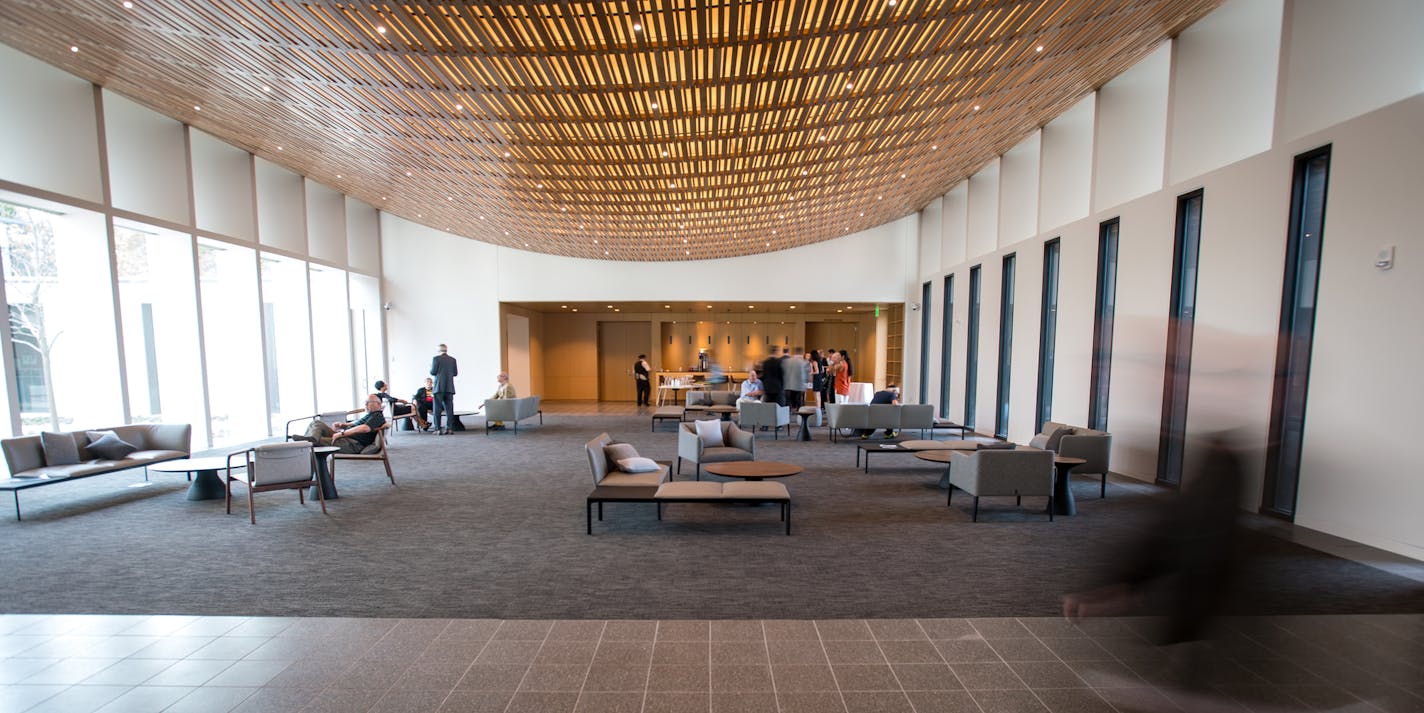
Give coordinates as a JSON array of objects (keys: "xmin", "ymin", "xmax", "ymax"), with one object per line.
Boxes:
[{"xmin": 732, "ymin": 346, "xmax": 854, "ymax": 409}]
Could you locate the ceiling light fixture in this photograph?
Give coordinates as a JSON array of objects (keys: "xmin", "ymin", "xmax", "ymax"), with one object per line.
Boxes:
[
  {"xmin": 70, "ymin": 45, "xmax": 78, "ymax": 52},
  {"xmin": 262, "ymin": 85, "xmax": 271, "ymax": 93},
  {"xmin": 632, "ymin": 22, "xmax": 642, "ymax": 31},
  {"xmin": 123, "ymin": 1, "xmax": 132, "ymax": 7},
  {"xmin": 376, "ymin": 26, "xmax": 386, "ymax": 34}
]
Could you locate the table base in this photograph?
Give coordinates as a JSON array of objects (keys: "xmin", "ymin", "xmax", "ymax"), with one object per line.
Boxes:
[{"xmin": 186, "ymin": 469, "xmax": 227, "ymax": 501}]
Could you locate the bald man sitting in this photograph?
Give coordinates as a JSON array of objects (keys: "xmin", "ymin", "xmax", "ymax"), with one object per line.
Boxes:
[{"xmin": 488, "ymin": 371, "xmax": 517, "ymax": 429}]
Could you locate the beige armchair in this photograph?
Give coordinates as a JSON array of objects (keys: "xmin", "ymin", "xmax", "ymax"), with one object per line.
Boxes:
[
  {"xmin": 677, "ymin": 421, "xmax": 755, "ymax": 480},
  {"xmin": 946, "ymin": 449, "xmax": 1055, "ymax": 521},
  {"xmin": 585, "ymin": 433, "xmax": 669, "ymax": 487},
  {"xmin": 737, "ymin": 401, "xmax": 791, "ymax": 439},
  {"xmin": 224, "ymin": 441, "xmax": 325, "ymax": 524}
]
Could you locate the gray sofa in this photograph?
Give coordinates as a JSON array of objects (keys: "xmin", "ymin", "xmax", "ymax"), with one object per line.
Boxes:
[
  {"xmin": 825, "ymin": 403, "xmax": 936, "ymax": 441},
  {"xmin": 482, "ymin": 395, "xmax": 542, "ymax": 433},
  {"xmin": 1030, "ymin": 421, "xmax": 1112, "ymax": 497},
  {"xmin": 1, "ymin": 424, "xmax": 193, "ymax": 520}
]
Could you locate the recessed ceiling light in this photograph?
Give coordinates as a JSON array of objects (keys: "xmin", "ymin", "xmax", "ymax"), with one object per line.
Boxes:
[
  {"xmin": 686, "ymin": 251, "xmax": 690, "ymax": 255},
  {"xmin": 844, "ymin": 82, "xmax": 853, "ymax": 90},
  {"xmin": 122, "ymin": 1, "xmax": 133, "ymax": 7},
  {"xmin": 454, "ymin": 103, "xmax": 463, "ymax": 110},
  {"xmin": 633, "ymin": 22, "xmax": 642, "ymax": 31},
  {"xmin": 931, "ymin": 145, "xmax": 938, "ymax": 150},
  {"xmin": 561, "ymin": 206, "xmax": 567, "ymax": 212},
  {"xmin": 417, "ymin": 213, "xmax": 423, "ymax": 217},
  {"xmin": 901, "ymin": 174, "xmax": 906, "ymax": 179},
  {"xmin": 973, "ymin": 104, "xmax": 981, "ymax": 111},
  {"xmin": 573, "ymin": 308, "xmax": 579, "ymax": 312},
  {"xmin": 536, "ymin": 183, "xmax": 544, "ymax": 189},
  {"xmin": 859, "ymin": 212, "xmax": 864, "ymax": 217},
  {"xmin": 336, "ymin": 174, "xmax": 342, "ymax": 178},
  {"xmin": 593, "ymin": 239, "xmax": 598, "ymax": 244},
  {"xmin": 819, "ymin": 134, "xmax": 827, "ymax": 141},
  {"xmin": 846, "ymin": 306, "xmax": 853, "ymax": 310},
  {"xmin": 447, "ymin": 196, "xmax": 452, "ymax": 201},
  {"xmin": 377, "ymin": 26, "xmax": 386, "ymax": 34},
  {"xmin": 668, "ymin": 182, "xmax": 676, "ymax": 188},
  {"xmin": 607, "ymin": 305, "xmax": 613, "ymax": 308},
  {"xmin": 664, "ymin": 305, "xmax": 671, "ymax": 309},
  {"xmin": 650, "ymin": 101, "xmax": 658, "ymax": 109},
  {"xmin": 193, "ymin": 105, "xmax": 200, "ymax": 111},
  {"xmin": 561, "ymin": 305, "xmax": 568, "ymax": 308},
  {"xmin": 789, "ymin": 305, "xmax": 797, "ymax": 309},
  {"xmin": 479, "ymin": 215, "xmax": 485, "ymax": 220},
  {"xmin": 262, "ymin": 85, "xmax": 271, "ymax": 93},
  {"xmin": 837, "ymin": 309, "xmax": 843, "ymax": 313},
  {"xmin": 70, "ymin": 46, "xmax": 79, "ymax": 52},
  {"xmin": 604, "ymin": 251, "xmax": 609, "ymax": 255},
  {"xmin": 1036, "ymin": 45, "xmax": 1044, "ymax": 52},
  {"xmin": 348, "ymin": 136, "xmax": 355, "ymax": 142},
  {"xmin": 381, "ymin": 196, "xmax": 386, "ymax": 200},
  {"xmin": 276, "ymin": 146, "xmax": 283, "ymax": 151},
  {"xmin": 801, "ymin": 170, "xmax": 808, "ymax": 175},
  {"xmin": 765, "ymin": 242, "xmax": 770, "ymax": 247},
  {"xmin": 405, "ymin": 171, "xmax": 412, "ymax": 176},
  {"xmin": 661, "ymin": 150, "xmax": 668, "ymax": 157},
  {"xmin": 683, "ymin": 238, "xmax": 688, "ymax": 243},
  {"xmin": 748, "ymin": 305, "xmax": 754, "ymax": 309},
  {"xmin": 878, "ymin": 195, "xmax": 883, "ymax": 200},
  {"xmin": 503, "ymin": 231, "xmax": 509, "ymax": 235}
]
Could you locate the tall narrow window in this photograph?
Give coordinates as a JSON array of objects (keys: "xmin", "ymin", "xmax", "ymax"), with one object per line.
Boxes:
[
  {"xmin": 1089, "ymin": 219, "xmax": 1119, "ymax": 431},
  {"xmin": 1036, "ymin": 239, "xmax": 1060, "ymax": 432},
  {"xmin": 939, "ymin": 275, "xmax": 954, "ymax": 418},
  {"xmin": 919, "ymin": 281, "xmax": 932, "ymax": 403},
  {"xmin": 994, "ymin": 254, "xmax": 1015, "ymax": 439},
  {"xmin": 1158, "ymin": 190, "xmax": 1204, "ymax": 486},
  {"xmin": 965, "ymin": 266, "xmax": 981, "ymax": 429},
  {"xmin": 1263, "ymin": 146, "xmax": 1330, "ymax": 518}
]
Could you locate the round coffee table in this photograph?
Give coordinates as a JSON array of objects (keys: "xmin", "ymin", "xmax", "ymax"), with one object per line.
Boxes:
[
  {"xmin": 914, "ymin": 449, "xmax": 966, "ymax": 491},
  {"xmin": 702, "ymin": 461, "xmax": 802, "ymax": 481},
  {"xmin": 148, "ymin": 456, "xmax": 241, "ymax": 501}
]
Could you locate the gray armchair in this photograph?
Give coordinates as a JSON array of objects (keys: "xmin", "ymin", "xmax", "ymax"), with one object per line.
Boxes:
[
  {"xmin": 483, "ymin": 396, "xmax": 543, "ymax": 433},
  {"xmin": 947, "ymin": 449, "xmax": 1055, "ymax": 521},
  {"xmin": 1031, "ymin": 421, "xmax": 1113, "ymax": 497},
  {"xmin": 677, "ymin": 421, "xmax": 755, "ymax": 480},
  {"xmin": 738, "ymin": 401, "xmax": 791, "ymax": 439}
]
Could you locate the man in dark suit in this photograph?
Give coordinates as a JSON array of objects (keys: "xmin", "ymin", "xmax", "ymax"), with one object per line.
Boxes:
[{"xmin": 430, "ymin": 343, "xmax": 459, "ymax": 434}]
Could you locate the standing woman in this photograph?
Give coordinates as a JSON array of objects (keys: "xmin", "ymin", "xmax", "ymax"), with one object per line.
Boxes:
[{"xmin": 807, "ymin": 350, "xmax": 822, "ymax": 408}]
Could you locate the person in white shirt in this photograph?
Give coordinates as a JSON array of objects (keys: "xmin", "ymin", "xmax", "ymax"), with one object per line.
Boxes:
[{"xmin": 738, "ymin": 369, "xmax": 764, "ymax": 404}]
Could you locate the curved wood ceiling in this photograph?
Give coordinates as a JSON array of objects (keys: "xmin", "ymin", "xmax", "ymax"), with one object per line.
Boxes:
[{"xmin": 0, "ymin": 0, "xmax": 1219, "ymax": 261}]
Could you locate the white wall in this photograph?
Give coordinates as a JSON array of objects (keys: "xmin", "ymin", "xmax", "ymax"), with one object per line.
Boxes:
[
  {"xmin": 103, "ymin": 91, "xmax": 188, "ymax": 224},
  {"xmin": 305, "ymin": 180, "xmax": 347, "ymax": 265},
  {"xmin": 0, "ymin": 45, "xmax": 102, "ymax": 203},
  {"xmin": 998, "ymin": 132, "xmax": 1041, "ymax": 248},
  {"xmin": 1278, "ymin": 0, "xmax": 1424, "ymax": 143},
  {"xmin": 1093, "ymin": 43, "xmax": 1170, "ymax": 211},
  {"xmin": 255, "ymin": 158, "xmax": 306, "ymax": 254},
  {"xmin": 940, "ymin": 183, "xmax": 969, "ymax": 270},
  {"xmin": 1167, "ymin": 0, "xmax": 1282, "ymax": 183},
  {"xmin": 1039, "ymin": 95, "xmax": 1095, "ymax": 233},
  {"xmin": 905, "ymin": 0, "xmax": 1424, "ymax": 560},
  {"xmin": 190, "ymin": 130, "xmax": 256, "ymax": 242},
  {"xmin": 966, "ymin": 162, "xmax": 1000, "ymax": 259}
]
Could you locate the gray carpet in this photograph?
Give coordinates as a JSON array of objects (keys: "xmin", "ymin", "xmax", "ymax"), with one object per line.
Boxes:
[{"xmin": 2, "ymin": 408, "xmax": 1421, "ymax": 620}]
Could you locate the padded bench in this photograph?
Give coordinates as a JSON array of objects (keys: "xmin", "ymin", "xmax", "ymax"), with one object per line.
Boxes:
[
  {"xmin": 651, "ymin": 406, "xmax": 685, "ymax": 431},
  {"xmin": 586, "ymin": 480, "xmax": 792, "ymax": 534}
]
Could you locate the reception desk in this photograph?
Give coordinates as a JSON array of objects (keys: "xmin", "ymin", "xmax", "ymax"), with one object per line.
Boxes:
[{"xmin": 655, "ymin": 371, "xmax": 748, "ymax": 389}]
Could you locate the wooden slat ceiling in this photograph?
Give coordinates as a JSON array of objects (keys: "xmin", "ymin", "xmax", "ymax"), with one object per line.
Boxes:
[{"xmin": 0, "ymin": 0, "xmax": 1220, "ymax": 261}]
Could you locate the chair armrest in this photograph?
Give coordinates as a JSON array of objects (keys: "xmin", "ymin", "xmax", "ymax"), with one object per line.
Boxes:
[
  {"xmin": 1058, "ymin": 434, "xmax": 1110, "ymax": 474},
  {"xmin": 146, "ymin": 424, "xmax": 192, "ymax": 454},
  {"xmin": 677, "ymin": 427, "xmax": 703, "ymax": 462},
  {"xmin": 727, "ymin": 424, "xmax": 755, "ymax": 455}
]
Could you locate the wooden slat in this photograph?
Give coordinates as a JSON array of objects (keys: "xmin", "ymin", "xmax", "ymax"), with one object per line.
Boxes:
[{"xmin": 0, "ymin": 0, "xmax": 1221, "ymax": 260}]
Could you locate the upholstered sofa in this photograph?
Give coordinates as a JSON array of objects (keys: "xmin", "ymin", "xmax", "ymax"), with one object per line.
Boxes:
[
  {"xmin": 825, "ymin": 403, "xmax": 936, "ymax": 441},
  {"xmin": 1, "ymin": 424, "xmax": 192, "ymax": 520},
  {"xmin": 482, "ymin": 395, "xmax": 542, "ymax": 433},
  {"xmin": 1030, "ymin": 421, "xmax": 1112, "ymax": 497},
  {"xmin": 947, "ymin": 448, "xmax": 1056, "ymax": 521}
]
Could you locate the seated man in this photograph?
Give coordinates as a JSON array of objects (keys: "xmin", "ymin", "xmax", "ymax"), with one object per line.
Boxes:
[
  {"xmin": 488, "ymin": 371, "xmax": 517, "ymax": 429},
  {"xmin": 374, "ymin": 380, "xmax": 423, "ymax": 430},
  {"xmin": 858, "ymin": 384, "xmax": 901, "ymax": 440},
  {"xmin": 301, "ymin": 394, "xmax": 387, "ymax": 453},
  {"xmin": 738, "ymin": 369, "xmax": 764, "ymax": 404},
  {"xmin": 412, "ymin": 377, "xmax": 435, "ymax": 431}
]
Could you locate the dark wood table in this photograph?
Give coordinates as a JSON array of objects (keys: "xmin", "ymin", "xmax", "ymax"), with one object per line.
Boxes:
[
  {"xmin": 795, "ymin": 407, "xmax": 818, "ymax": 441},
  {"xmin": 707, "ymin": 405, "xmax": 739, "ymax": 421},
  {"xmin": 1053, "ymin": 455, "xmax": 1086, "ymax": 516},
  {"xmin": 703, "ymin": 461, "xmax": 802, "ymax": 481},
  {"xmin": 859, "ymin": 439, "xmax": 977, "ymax": 471}
]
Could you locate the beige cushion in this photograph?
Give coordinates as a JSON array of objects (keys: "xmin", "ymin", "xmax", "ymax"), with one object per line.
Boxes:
[
  {"xmin": 1027, "ymin": 433, "xmax": 1051, "ymax": 449},
  {"xmin": 601, "ymin": 470, "xmax": 667, "ymax": 487},
  {"xmin": 656, "ymin": 481, "xmax": 725, "ymax": 499},
  {"xmin": 699, "ymin": 446, "xmax": 753, "ymax": 464},
  {"xmin": 694, "ymin": 419, "xmax": 724, "ymax": 447},
  {"xmin": 723, "ymin": 481, "xmax": 789, "ymax": 500},
  {"xmin": 604, "ymin": 443, "xmax": 639, "ymax": 463}
]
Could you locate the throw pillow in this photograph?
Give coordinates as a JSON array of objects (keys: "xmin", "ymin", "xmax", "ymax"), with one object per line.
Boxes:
[
  {"xmin": 1027, "ymin": 433, "xmax": 1050, "ymax": 450},
  {"xmin": 40, "ymin": 431, "xmax": 81, "ymax": 466},
  {"xmin": 85, "ymin": 432, "xmax": 139, "ymax": 460},
  {"xmin": 1045, "ymin": 427, "xmax": 1075, "ymax": 451},
  {"xmin": 616, "ymin": 457, "xmax": 660, "ymax": 473},
  {"xmin": 604, "ymin": 443, "xmax": 640, "ymax": 464},
  {"xmin": 360, "ymin": 442, "xmax": 382, "ymax": 455},
  {"xmin": 694, "ymin": 419, "xmax": 724, "ymax": 448}
]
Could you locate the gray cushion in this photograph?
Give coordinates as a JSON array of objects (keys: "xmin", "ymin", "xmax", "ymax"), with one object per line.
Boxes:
[
  {"xmin": 616, "ymin": 456, "xmax": 660, "ymax": 473},
  {"xmin": 40, "ymin": 432, "xmax": 81, "ymax": 466},
  {"xmin": 84, "ymin": 431, "xmax": 139, "ymax": 460},
  {"xmin": 976, "ymin": 441, "xmax": 1017, "ymax": 450},
  {"xmin": 360, "ymin": 442, "xmax": 382, "ymax": 455},
  {"xmin": 1027, "ymin": 433, "xmax": 1051, "ymax": 449},
  {"xmin": 1045, "ymin": 427, "xmax": 1076, "ymax": 451},
  {"xmin": 604, "ymin": 443, "xmax": 640, "ymax": 463},
  {"xmin": 700, "ymin": 446, "xmax": 753, "ymax": 463}
]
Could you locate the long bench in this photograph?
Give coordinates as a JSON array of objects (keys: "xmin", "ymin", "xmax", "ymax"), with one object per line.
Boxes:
[
  {"xmin": 1, "ymin": 424, "xmax": 192, "ymax": 520},
  {"xmin": 586, "ymin": 481, "xmax": 791, "ymax": 535}
]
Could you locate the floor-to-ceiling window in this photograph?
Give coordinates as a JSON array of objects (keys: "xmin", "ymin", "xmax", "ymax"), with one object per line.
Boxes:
[
  {"xmin": 939, "ymin": 274, "xmax": 953, "ymax": 418},
  {"xmin": 198, "ymin": 238, "xmax": 267, "ymax": 446},
  {"xmin": 1264, "ymin": 146, "xmax": 1331, "ymax": 518},
  {"xmin": 114, "ymin": 220, "xmax": 208, "ymax": 445},
  {"xmin": 350, "ymin": 273, "xmax": 383, "ymax": 397},
  {"xmin": 1, "ymin": 196, "xmax": 124, "ymax": 434},
  {"xmin": 1036, "ymin": 239, "xmax": 1060, "ymax": 432},
  {"xmin": 918, "ymin": 281, "xmax": 931, "ymax": 403},
  {"xmin": 261, "ymin": 253, "xmax": 316, "ymax": 433},
  {"xmin": 1158, "ymin": 191, "xmax": 1203, "ymax": 486},
  {"xmin": 994, "ymin": 254, "xmax": 1015, "ymax": 439},
  {"xmin": 310, "ymin": 265, "xmax": 354, "ymax": 410},
  {"xmin": 1089, "ymin": 219, "xmax": 1120, "ymax": 432},
  {"xmin": 965, "ymin": 266, "xmax": 981, "ymax": 430}
]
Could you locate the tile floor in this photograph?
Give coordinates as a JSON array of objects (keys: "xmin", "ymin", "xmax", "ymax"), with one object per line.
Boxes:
[{"xmin": 1, "ymin": 613, "xmax": 1420, "ymax": 712}]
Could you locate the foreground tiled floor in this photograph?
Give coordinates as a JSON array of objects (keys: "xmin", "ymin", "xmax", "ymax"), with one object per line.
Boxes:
[{"xmin": 0, "ymin": 614, "xmax": 1419, "ymax": 712}]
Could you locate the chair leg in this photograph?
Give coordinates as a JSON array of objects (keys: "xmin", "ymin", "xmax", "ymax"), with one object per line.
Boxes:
[
  {"xmin": 248, "ymin": 489, "xmax": 256, "ymax": 525},
  {"xmin": 947, "ymin": 486, "xmax": 953, "ymax": 507},
  {"xmin": 225, "ymin": 478, "xmax": 233, "ymax": 514},
  {"xmin": 676, "ymin": 457, "xmax": 682, "ymax": 476},
  {"xmin": 383, "ymin": 456, "xmax": 395, "ymax": 484},
  {"xmin": 1101, "ymin": 473, "xmax": 1107, "ymax": 498},
  {"xmin": 316, "ymin": 476, "xmax": 327, "ymax": 515},
  {"xmin": 298, "ymin": 488, "xmax": 305, "ymax": 505},
  {"xmin": 695, "ymin": 464, "xmax": 700, "ymax": 481},
  {"xmin": 972, "ymin": 496, "xmax": 979, "ymax": 522},
  {"xmin": 1048, "ymin": 495, "xmax": 1054, "ymax": 521}
]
